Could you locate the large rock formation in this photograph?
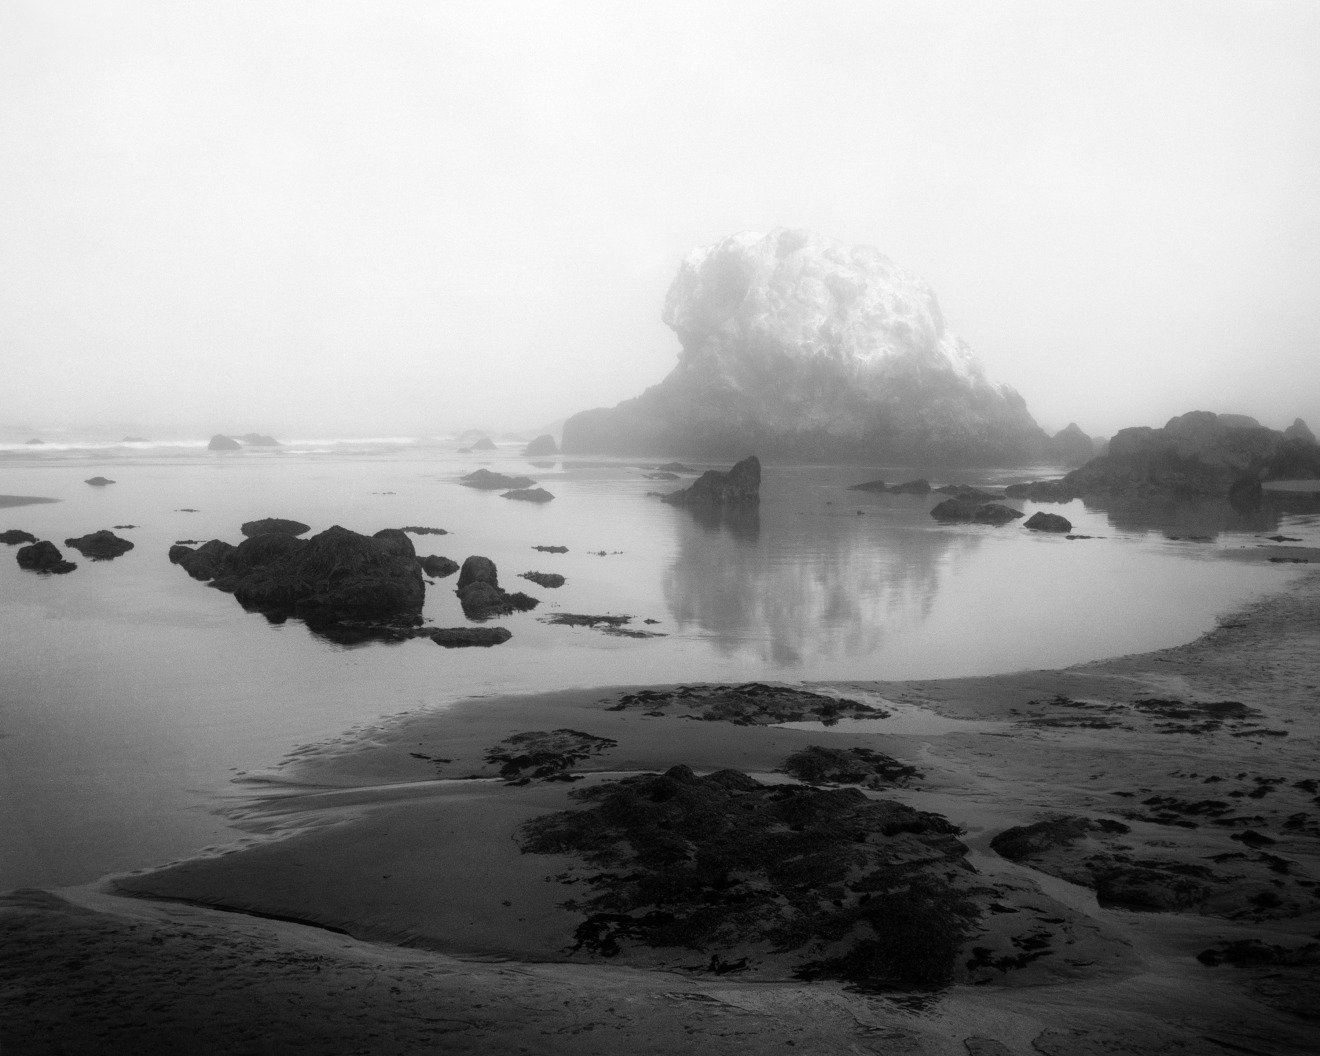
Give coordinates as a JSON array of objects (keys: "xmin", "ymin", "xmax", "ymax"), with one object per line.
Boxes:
[
  {"xmin": 1063, "ymin": 412, "xmax": 1320, "ymax": 499},
  {"xmin": 660, "ymin": 455, "xmax": 760, "ymax": 505},
  {"xmin": 563, "ymin": 229, "xmax": 1049, "ymax": 464}
]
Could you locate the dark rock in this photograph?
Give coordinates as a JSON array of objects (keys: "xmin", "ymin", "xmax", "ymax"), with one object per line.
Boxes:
[
  {"xmin": 930, "ymin": 499, "xmax": 1024, "ymax": 524},
  {"xmin": 1, "ymin": 530, "xmax": 38, "ymax": 545},
  {"xmin": 235, "ymin": 433, "xmax": 280, "ymax": 446},
  {"xmin": 846, "ymin": 479, "xmax": 887, "ymax": 493},
  {"xmin": 457, "ymin": 581, "xmax": 511, "ymax": 620},
  {"xmin": 63, "ymin": 530, "xmax": 135, "ymax": 560},
  {"xmin": 523, "ymin": 434, "xmax": 558, "ymax": 457},
  {"xmin": 1262, "ymin": 437, "xmax": 1320, "ymax": 481},
  {"xmin": 889, "ymin": 478, "xmax": 931, "ymax": 494},
  {"xmin": 457, "ymin": 555, "xmax": 499, "ymax": 591},
  {"xmin": 430, "ymin": 626, "xmax": 512, "ymax": 647},
  {"xmin": 607, "ymin": 682, "xmax": 884, "ymax": 725},
  {"xmin": 502, "ymin": 487, "xmax": 554, "ymax": 503},
  {"xmin": 16, "ymin": 540, "xmax": 76, "ymax": 574},
  {"xmin": 418, "ymin": 555, "xmax": 459, "ymax": 578},
  {"xmin": 84, "ymin": 476, "xmax": 115, "ymax": 486},
  {"xmin": 168, "ymin": 539, "xmax": 236, "ymax": 580},
  {"xmin": 472, "ymin": 437, "xmax": 497, "ymax": 451},
  {"xmin": 561, "ymin": 229, "xmax": 1050, "ymax": 464},
  {"xmin": 460, "ymin": 469, "xmax": 535, "ymax": 490},
  {"xmin": 533, "ymin": 545, "xmax": 568, "ymax": 553},
  {"xmin": 1023, "ymin": 511, "xmax": 1072, "ymax": 533},
  {"xmin": 520, "ymin": 571, "xmax": 565, "ymax": 588},
  {"xmin": 660, "ymin": 455, "xmax": 760, "ymax": 505},
  {"xmin": 370, "ymin": 528, "xmax": 416, "ymax": 561},
  {"xmin": 400, "ymin": 526, "xmax": 448, "ymax": 536},
  {"xmin": 782, "ymin": 745, "xmax": 921, "ymax": 787},
  {"xmin": 207, "ymin": 434, "xmax": 243, "ymax": 451},
  {"xmin": 240, "ymin": 518, "xmax": 310, "ymax": 538},
  {"xmin": 486, "ymin": 729, "xmax": 617, "ymax": 781}
]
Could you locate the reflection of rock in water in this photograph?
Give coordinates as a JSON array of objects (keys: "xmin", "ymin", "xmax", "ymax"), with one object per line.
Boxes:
[
  {"xmin": 664, "ymin": 494, "xmax": 971, "ymax": 667},
  {"xmin": 1082, "ymin": 492, "xmax": 1317, "ymax": 539}
]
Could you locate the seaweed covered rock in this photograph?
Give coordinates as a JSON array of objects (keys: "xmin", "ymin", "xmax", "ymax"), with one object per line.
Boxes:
[
  {"xmin": 16, "ymin": 540, "xmax": 77, "ymax": 574},
  {"xmin": 1023, "ymin": 511, "xmax": 1072, "ymax": 533},
  {"xmin": 170, "ymin": 526, "xmax": 424, "ymax": 630},
  {"xmin": 607, "ymin": 683, "xmax": 882, "ymax": 725},
  {"xmin": 782, "ymin": 745, "xmax": 922, "ymax": 788},
  {"xmin": 660, "ymin": 456, "xmax": 760, "ymax": 505},
  {"xmin": 240, "ymin": 518, "xmax": 310, "ymax": 538},
  {"xmin": 63, "ymin": 530, "xmax": 135, "ymax": 560},
  {"xmin": 930, "ymin": 499, "xmax": 1024, "ymax": 524},
  {"xmin": 520, "ymin": 767, "xmax": 975, "ymax": 988}
]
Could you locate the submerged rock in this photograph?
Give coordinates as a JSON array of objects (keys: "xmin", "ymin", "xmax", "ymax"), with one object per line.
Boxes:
[
  {"xmin": 16, "ymin": 540, "xmax": 76, "ymax": 574},
  {"xmin": 64, "ymin": 530, "xmax": 135, "ymax": 560},
  {"xmin": 240, "ymin": 518, "xmax": 310, "ymax": 538},
  {"xmin": 660, "ymin": 455, "xmax": 760, "ymax": 505},
  {"xmin": 460, "ymin": 468, "xmax": 535, "ymax": 490},
  {"xmin": 430, "ymin": 627, "xmax": 512, "ymax": 648}
]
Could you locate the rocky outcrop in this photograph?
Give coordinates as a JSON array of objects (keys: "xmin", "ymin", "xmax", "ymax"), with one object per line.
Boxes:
[
  {"xmin": 16, "ymin": 541, "xmax": 76, "ymax": 574},
  {"xmin": 64, "ymin": 530, "xmax": 134, "ymax": 560},
  {"xmin": 502, "ymin": 488, "xmax": 554, "ymax": 503},
  {"xmin": 454, "ymin": 555, "xmax": 539, "ymax": 620},
  {"xmin": 1283, "ymin": 418, "xmax": 1316, "ymax": 444},
  {"xmin": 84, "ymin": 476, "xmax": 115, "ymax": 486},
  {"xmin": 170, "ymin": 525, "xmax": 425, "ymax": 630},
  {"xmin": 660, "ymin": 455, "xmax": 760, "ymax": 505},
  {"xmin": 1046, "ymin": 423, "xmax": 1097, "ymax": 467},
  {"xmin": 1062, "ymin": 411, "xmax": 1320, "ymax": 498},
  {"xmin": 523, "ymin": 434, "xmax": 558, "ymax": 457},
  {"xmin": 240, "ymin": 518, "xmax": 310, "ymax": 538},
  {"xmin": 562, "ymin": 229, "xmax": 1050, "ymax": 463},
  {"xmin": 418, "ymin": 555, "xmax": 459, "ymax": 578},
  {"xmin": 1, "ymin": 530, "xmax": 37, "ymax": 545},
  {"xmin": 1023, "ymin": 511, "xmax": 1072, "ymax": 533},
  {"xmin": 460, "ymin": 469, "xmax": 535, "ymax": 490},
  {"xmin": 207, "ymin": 434, "xmax": 242, "ymax": 451}
]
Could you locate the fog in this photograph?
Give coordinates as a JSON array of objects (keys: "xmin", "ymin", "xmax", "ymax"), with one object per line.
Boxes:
[{"xmin": 3, "ymin": 1, "xmax": 1318, "ymax": 442}]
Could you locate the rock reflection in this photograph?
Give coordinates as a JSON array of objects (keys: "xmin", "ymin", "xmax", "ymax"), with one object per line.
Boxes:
[
  {"xmin": 663, "ymin": 498, "xmax": 973, "ymax": 668},
  {"xmin": 1083, "ymin": 493, "xmax": 1320, "ymax": 538}
]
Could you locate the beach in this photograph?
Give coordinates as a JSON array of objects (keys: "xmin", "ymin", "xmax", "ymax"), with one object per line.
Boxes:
[{"xmin": 5, "ymin": 552, "xmax": 1317, "ymax": 1054}]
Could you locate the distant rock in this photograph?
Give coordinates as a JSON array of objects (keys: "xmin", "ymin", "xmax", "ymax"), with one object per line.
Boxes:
[
  {"xmin": 207, "ymin": 434, "xmax": 242, "ymax": 451},
  {"xmin": 645, "ymin": 471, "xmax": 679, "ymax": 480},
  {"xmin": 846, "ymin": 479, "xmax": 887, "ymax": 493},
  {"xmin": 533, "ymin": 544, "xmax": 568, "ymax": 553},
  {"xmin": 931, "ymin": 499, "xmax": 1024, "ymax": 524},
  {"xmin": 121, "ymin": 436, "xmax": 149, "ymax": 443},
  {"xmin": 1283, "ymin": 418, "xmax": 1316, "ymax": 444},
  {"xmin": 934, "ymin": 484, "xmax": 1003, "ymax": 500},
  {"xmin": 240, "ymin": 518, "xmax": 310, "ymax": 538},
  {"xmin": 16, "ymin": 540, "xmax": 76, "ymax": 573},
  {"xmin": 502, "ymin": 487, "xmax": 554, "ymax": 503},
  {"xmin": 1047, "ymin": 423, "xmax": 1097, "ymax": 467},
  {"xmin": 520, "ymin": 571, "xmax": 565, "ymax": 588},
  {"xmin": 418, "ymin": 554, "xmax": 459, "ymax": 578},
  {"xmin": 84, "ymin": 476, "xmax": 115, "ymax": 486},
  {"xmin": 472, "ymin": 437, "xmax": 497, "ymax": 451},
  {"xmin": 1, "ymin": 529, "xmax": 38, "ymax": 545},
  {"xmin": 523, "ymin": 434, "xmax": 558, "ymax": 457},
  {"xmin": 236, "ymin": 433, "xmax": 280, "ymax": 446},
  {"xmin": 24, "ymin": 438, "xmax": 43, "ymax": 445},
  {"xmin": 562, "ymin": 229, "xmax": 1050, "ymax": 463},
  {"xmin": 400, "ymin": 526, "xmax": 448, "ymax": 536},
  {"xmin": 660, "ymin": 455, "xmax": 760, "ymax": 505},
  {"xmin": 430, "ymin": 627, "xmax": 511, "ymax": 647},
  {"xmin": 460, "ymin": 469, "xmax": 535, "ymax": 490},
  {"xmin": 1023, "ymin": 511, "xmax": 1072, "ymax": 533},
  {"xmin": 1062, "ymin": 411, "xmax": 1320, "ymax": 498},
  {"xmin": 888, "ymin": 478, "xmax": 931, "ymax": 495},
  {"xmin": 64, "ymin": 530, "xmax": 134, "ymax": 560}
]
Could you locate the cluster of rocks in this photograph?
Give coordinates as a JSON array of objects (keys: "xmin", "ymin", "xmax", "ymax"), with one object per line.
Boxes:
[
  {"xmin": 7, "ymin": 526, "xmax": 137, "ymax": 574},
  {"xmin": 459, "ymin": 469, "xmax": 555, "ymax": 503}
]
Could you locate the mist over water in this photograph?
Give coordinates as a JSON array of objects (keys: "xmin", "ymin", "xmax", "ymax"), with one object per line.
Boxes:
[{"xmin": 2, "ymin": 441, "xmax": 1313, "ymax": 889}]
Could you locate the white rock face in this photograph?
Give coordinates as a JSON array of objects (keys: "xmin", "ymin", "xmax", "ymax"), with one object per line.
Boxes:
[{"xmin": 662, "ymin": 229, "xmax": 986, "ymax": 386}]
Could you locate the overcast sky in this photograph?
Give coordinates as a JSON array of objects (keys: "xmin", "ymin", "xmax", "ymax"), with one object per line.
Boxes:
[{"xmin": 3, "ymin": 0, "xmax": 1318, "ymax": 440}]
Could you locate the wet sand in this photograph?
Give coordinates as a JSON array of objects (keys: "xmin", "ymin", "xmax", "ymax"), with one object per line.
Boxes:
[{"xmin": 3, "ymin": 561, "xmax": 1319, "ymax": 1054}]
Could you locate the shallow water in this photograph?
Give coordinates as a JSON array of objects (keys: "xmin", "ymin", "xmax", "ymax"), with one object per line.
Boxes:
[{"xmin": 0, "ymin": 438, "xmax": 1313, "ymax": 888}]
